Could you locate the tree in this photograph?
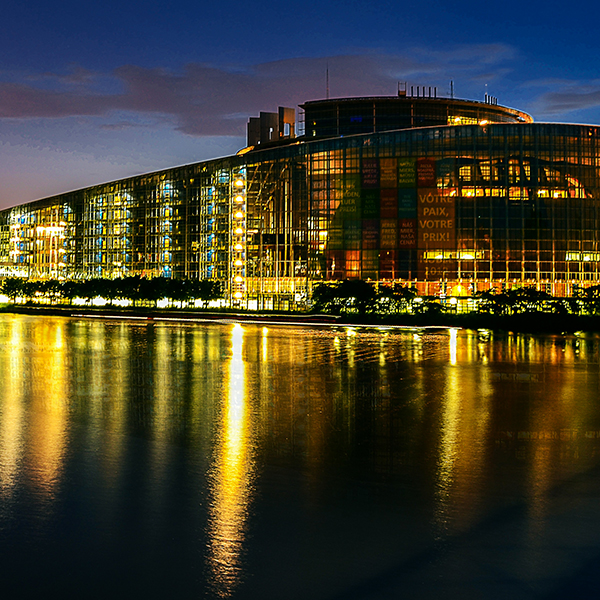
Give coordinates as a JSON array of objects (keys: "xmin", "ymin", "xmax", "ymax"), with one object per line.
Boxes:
[
  {"xmin": 581, "ymin": 285, "xmax": 600, "ymax": 315},
  {"xmin": 195, "ymin": 279, "xmax": 224, "ymax": 306},
  {"xmin": 310, "ymin": 280, "xmax": 377, "ymax": 315},
  {"xmin": 1, "ymin": 278, "xmax": 26, "ymax": 303},
  {"xmin": 376, "ymin": 283, "xmax": 417, "ymax": 315},
  {"xmin": 477, "ymin": 286, "xmax": 568, "ymax": 316}
]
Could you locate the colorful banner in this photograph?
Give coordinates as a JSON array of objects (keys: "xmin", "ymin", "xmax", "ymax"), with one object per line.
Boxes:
[
  {"xmin": 398, "ymin": 219, "xmax": 417, "ymax": 249},
  {"xmin": 380, "ymin": 219, "xmax": 398, "ymax": 248},
  {"xmin": 417, "ymin": 189, "xmax": 455, "ymax": 249},
  {"xmin": 343, "ymin": 220, "xmax": 361, "ymax": 250},
  {"xmin": 380, "ymin": 189, "xmax": 397, "ymax": 218},
  {"xmin": 362, "ymin": 220, "xmax": 379, "ymax": 249},
  {"xmin": 416, "ymin": 158, "xmax": 436, "ymax": 187},
  {"xmin": 397, "ymin": 158, "xmax": 416, "ymax": 188},
  {"xmin": 417, "ymin": 253, "xmax": 458, "ymax": 280},
  {"xmin": 361, "ymin": 158, "xmax": 379, "ymax": 188},
  {"xmin": 380, "ymin": 158, "xmax": 397, "ymax": 188},
  {"xmin": 398, "ymin": 189, "xmax": 417, "ymax": 218},
  {"xmin": 342, "ymin": 175, "xmax": 361, "ymax": 217},
  {"xmin": 361, "ymin": 189, "xmax": 380, "ymax": 218}
]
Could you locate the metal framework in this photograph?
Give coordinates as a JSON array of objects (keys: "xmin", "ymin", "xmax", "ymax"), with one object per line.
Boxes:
[{"xmin": 2, "ymin": 112, "xmax": 600, "ymax": 307}]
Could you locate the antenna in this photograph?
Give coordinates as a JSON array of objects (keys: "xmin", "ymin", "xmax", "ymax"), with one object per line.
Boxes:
[
  {"xmin": 450, "ymin": 80, "xmax": 454, "ymax": 99},
  {"xmin": 326, "ymin": 62, "xmax": 329, "ymax": 100}
]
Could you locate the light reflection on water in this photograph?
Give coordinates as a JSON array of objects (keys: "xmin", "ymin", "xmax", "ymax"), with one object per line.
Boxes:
[
  {"xmin": 208, "ymin": 324, "xmax": 254, "ymax": 598},
  {"xmin": 23, "ymin": 319, "xmax": 68, "ymax": 507},
  {"xmin": 2, "ymin": 316, "xmax": 600, "ymax": 596}
]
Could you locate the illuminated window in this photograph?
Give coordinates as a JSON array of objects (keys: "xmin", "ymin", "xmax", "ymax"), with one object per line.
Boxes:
[
  {"xmin": 459, "ymin": 165, "xmax": 472, "ymax": 182},
  {"xmin": 423, "ymin": 250, "xmax": 483, "ymax": 260},
  {"xmin": 508, "ymin": 159, "xmax": 520, "ymax": 184},
  {"xmin": 448, "ymin": 115, "xmax": 478, "ymax": 125},
  {"xmin": 509, "ymin": 187, "xmax": 527, "ymax": 201},
  {"xmin": 480, "ymin": 162, "xmax": 491, "ymax": 180},
  {"xmin": 566, "ymin": 252, "xmax": 600, "ymax": 262}
]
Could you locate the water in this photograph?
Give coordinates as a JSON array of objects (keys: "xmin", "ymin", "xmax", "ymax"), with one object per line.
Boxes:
[{"xmin": 1, "ymin": 315, "xmax": 600, "ymax": 598}]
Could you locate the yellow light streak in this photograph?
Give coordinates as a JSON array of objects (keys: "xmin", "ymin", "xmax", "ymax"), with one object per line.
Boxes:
[{"xmin": 207, "ymin": 324, "xmax": 254, "ymax": 597}]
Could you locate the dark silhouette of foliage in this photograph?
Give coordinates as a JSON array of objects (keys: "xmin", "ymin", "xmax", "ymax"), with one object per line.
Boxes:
[
  {"xmin": 0, "ymin": 276, "xmax": 225, "ymax": 308},
  {"xmin": 580, "ymin": 285, "xmax": 600, "ymax": 315},
  {"xmin": 376, "ymin": 283, "xmax": 417, "ymax": 314},
  {"xmin": 312, "ymin": 280, "xmax": 377, "ymax": 315},
  {"xmin": 476, "ymin": 286, "xmax": 568, "ymax": 316},
  {"xmin": 313, "ymin": 280, "xmax": 422, "ymax": 316},
  {"xmin": 0, "ymin": 278, "xmax": 25, "ymax": 302},
  {"xmin": 412, "ymin": 299, "xmax": 447, "ymax": 316},
  {"xmin": 4, "ymin": 275, "xmax": 600, "ymax": 328}
]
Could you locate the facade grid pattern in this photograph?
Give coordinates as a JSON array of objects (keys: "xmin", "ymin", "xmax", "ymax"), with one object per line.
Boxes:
[{"xmin": 1, "ymin": 112, "xmax": 599, "ymax": 306}]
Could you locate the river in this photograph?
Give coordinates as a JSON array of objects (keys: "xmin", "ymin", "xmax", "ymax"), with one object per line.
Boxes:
[{"xmin": 0, "ymin": 314, "xmax": 599, "ymax": 598}]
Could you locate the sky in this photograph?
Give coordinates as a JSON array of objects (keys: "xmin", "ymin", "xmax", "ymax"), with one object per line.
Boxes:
[{"xmin": 1, "ymin": 0, "xmax": 600, "ymax": 209}]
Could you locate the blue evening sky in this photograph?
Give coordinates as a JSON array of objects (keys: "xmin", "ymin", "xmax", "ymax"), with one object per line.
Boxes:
[{"xmin": 0, "ymin": 0, "xmax": 598, "ymax": 208}]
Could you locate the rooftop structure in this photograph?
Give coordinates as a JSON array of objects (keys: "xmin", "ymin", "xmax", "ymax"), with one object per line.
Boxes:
[{"xmin": 300, "ymin": 89, "xmax": 531, "ymax": 138}]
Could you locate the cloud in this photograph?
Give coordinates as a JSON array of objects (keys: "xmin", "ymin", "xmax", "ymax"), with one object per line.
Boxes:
[
  {"xmin": 0, "ymin": 83, "xmax": 113, "ymax": 118},
  {"xmin": 0, "ymin": 47, "xmax": 518, "ymax": 136},
  {"xmin": 99, "ymin": 121, "xmax": 144, "ymax": 131},
  {"xmin": 540, "ymin": 91, "xmax": 600, "ymax": 114},
  {"xmin": 530, "ymin": 81, "xmax": 600, "ymax": 116},
  {"xmin": 519, "ymin": 77, "xmax": 578, "ymax": 89}
]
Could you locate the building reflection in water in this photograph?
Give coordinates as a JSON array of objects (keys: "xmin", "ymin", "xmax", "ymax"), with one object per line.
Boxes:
[
  {"xmin": 5, "ymin": 317, "xmax": 600, "ymax": 596},
  {"xmin": 146, "ymin": 325, "xmax": 177, "ymax": 535},
  {"xmin": 0, "ymin": 318, "xmax": 26, "ymax": 502},
  {"xmin": 26, "ymin": 319, "xmax": 68, "ymax": 505},
  {"xmin": 94, "ymin": 322, "xmax": 129, "ymax": 529},
  {"xmin": 207, "ymin": 323, "xmax": 255, "ymax": 598},
  {"xmin": 0, "ymin": 318, "xmax": 69, "ymax": 517},
  {"xmin": 433, "ymin": 329, "xmax": 492, "ymax": 539}
]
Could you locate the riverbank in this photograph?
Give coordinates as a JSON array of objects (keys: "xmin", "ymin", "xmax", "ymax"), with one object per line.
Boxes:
[
  {"xmin": 2, "ymin": 303, "xmax": 600, "ymax": 333},
  {"xmin": 0, "ymin": 304, "xmax": 343, "ymax": 327}
]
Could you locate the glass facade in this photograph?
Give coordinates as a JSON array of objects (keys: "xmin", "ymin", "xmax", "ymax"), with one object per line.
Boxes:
[
  {"xmin": 2, "ymin": 104, "xmax": 600, "ymax": 308},
  {"xmin": 301, "ymin": 95, "xmax": 531, "ymax": 138}
]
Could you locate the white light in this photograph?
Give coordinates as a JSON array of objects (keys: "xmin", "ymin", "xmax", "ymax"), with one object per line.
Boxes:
[{"xmin": 113, "ymin": 298, "xmax": 132, "ymax": 307}]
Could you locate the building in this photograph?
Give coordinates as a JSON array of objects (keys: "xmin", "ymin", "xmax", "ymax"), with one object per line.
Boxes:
[{"xmin": 1, "ymin": 88, "xmax": 599, "ymax": 308}]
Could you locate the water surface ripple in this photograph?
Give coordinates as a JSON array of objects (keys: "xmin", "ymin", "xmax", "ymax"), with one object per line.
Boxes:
[{"xmin": 0, "ymin": 315, "xmax": 599, "ymax": 598}]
